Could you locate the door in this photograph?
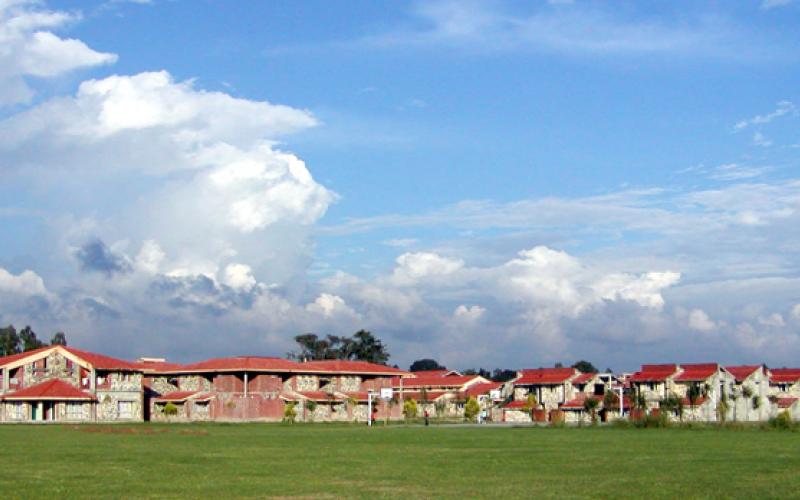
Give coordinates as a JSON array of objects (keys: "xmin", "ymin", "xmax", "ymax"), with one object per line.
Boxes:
[{"xmin": 31, "ymin": 403, "xmax": 38, "ymax": 421}]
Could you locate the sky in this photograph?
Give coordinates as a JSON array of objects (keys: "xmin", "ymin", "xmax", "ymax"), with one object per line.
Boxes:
[{"xmin": 1, "ymin": 0, "xmax": 799, "ymax": 372}]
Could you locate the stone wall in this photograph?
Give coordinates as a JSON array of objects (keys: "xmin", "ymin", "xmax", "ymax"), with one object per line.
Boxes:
[
  {"xmin": 179, "ymin": 375, "xmax": 212, "ymax": 392},
  {"xmin": 337, "ymin": 376, "xmax": 361, "ymax": 392},
  {"xmin": 294, "ymin": 375, "xmax": 318, "ymax": 391},
  {"xmin": 96, "ymin": 391, "xmax": 143, "ymax": 421},
  {"xmin": 504, "ymin": 409, "xmax": 531, "ymax": 423},
  {"xmin": 151, "ymin": 376, "xmax": 179, "ymax": 395},
  {"xmin": 22, "ymin": 351, "xmax": 80, "ymax": 387}
]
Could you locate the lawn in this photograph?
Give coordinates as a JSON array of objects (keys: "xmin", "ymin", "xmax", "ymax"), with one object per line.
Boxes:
[{"xmin": 1, "ymin": 423, "xmax": 798, "ymax": 499}]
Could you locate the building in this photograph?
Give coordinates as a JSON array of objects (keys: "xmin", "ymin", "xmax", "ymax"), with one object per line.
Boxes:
[{"xmin": 1, "ymin": 345, "xmax": 144, "ymax": 423}]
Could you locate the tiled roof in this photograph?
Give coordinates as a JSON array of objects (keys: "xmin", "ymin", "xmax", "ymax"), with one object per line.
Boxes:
[
  {"xmin": 776, "ymin": 397, "xmax": 798, "ymax": 409},
  {"xmin": 411, "ymin": 369, "xmax": 462, "ymax": 377},
  {"xmin": 463, "ymin": 382, "xmax": 502, "ymax": 398},
  {"xmin": 299, "ymin": 360, "xmax": 409, "ymax": 376},
  {"xmin": 392, "ymin": 374, "xmax": 486, "ymax": 389},
  {"xmin": 135, "ymin": 360, "xmax": 188, "ymax": 373},
  {"xmin": 514, "ymin": 368, "xmax": 577, "ymax": 385},
  {"xmin": 162, "ymin": 356, "xmax": 303, "ymax": 373},
  {"xmin": 561, "ymin": 393, "xmax": 601, "ymax": 409},
  {"xmin": 725, "ymin": 365, "xmax": 761, "ymax": 382},
  {"xmin": 1, "ymin": 379, "xmax": 96, "ymax": 401},
  {"xmin": 399, "ymin": 390, "xmax": 448, "ymax": 402},
  {"xmin": 674, "ymin": 363, "xmax": 719, "ymax": 382},
  {"xmin": 572, "ymin": 373, "xmax": 597, "ymax": 385},
  {"xmin": 503, "ymin": 400, "xmax": 532, "ymax": 409},
  {"xmin": 629, "ymin": 364, "xmax": 678, "ymax": 382},
  {"xmin": 0, "ymin": 346, "xmax": 140, "ymax": 371},
  {"xmin": 770, "ymin": 368, "xmax": 800, "ymax": 383},
  {"xmin": 681, "ymin": 396, "xmax": 708, "ymax": 407},
  {"xmin": 154, "ymin": 391, "xmax": 205, "ymax": 402}
]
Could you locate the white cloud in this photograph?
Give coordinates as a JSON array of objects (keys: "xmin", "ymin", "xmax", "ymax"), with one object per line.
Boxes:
[
  {"xmin": 0, "ymin": 1, "xmax": 117, "ymax": 106},
  {"xmin": 758, "ymin": 312, "xmax": 785, "ymax": 327},
  {"xmin": 753, "ymin": 131, "xmax": 772, "ymax": 147},
  {"xmin": 222, "ymin": 263, "xmax": 256, "ymax": 291},
  {"xmin": 453, "ymin": 304, "xmax": 485, "ymax": 321},
  {"xmin": 760, "ymin": 0, "xmax": 793, "ymax": 10},
  {"xmin": 0, "ymin": 267, "xmax": 49, "ymax": 297},
  {"xmin": 791, "ymin": 304, "xmax": 800, "ymax": 320},
  {"xmin": 688, "ymin": 308, "xmax": 715, "ymax": 331},
  {"xmin": 382, "ymin": 238, "xmax": 418, "ymax": 248},
  {"xmin": 710, "ymin": 163, "xmax": 771, "ymax": 181},
  {"xmin": 392, "ymin": 252, "xmax": 464, "ymax": 284},
  {"xmin": 305, "ymin": 293, "xmax": 359, "ymax": 319},
  {"xmin": 734, "ymin": 100, "xmax": 795, "ymax": 130}
]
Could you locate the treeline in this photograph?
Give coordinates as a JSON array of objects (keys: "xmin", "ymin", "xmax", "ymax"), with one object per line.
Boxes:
[
  {"xmin": 409, "ymin": 358, "xmax": 606, "ymax": 383},
  {"xmin": 0, "ymin": 325, "xmax": 67, "ymax": 356}
]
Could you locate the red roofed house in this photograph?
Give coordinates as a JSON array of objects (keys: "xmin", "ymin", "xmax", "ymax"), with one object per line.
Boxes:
[
  {"xmin": 559, "ymin": 372, "xmax": 620, "ymax": 423},
  {"xmin": 0, "ymin": 346, "xmax": 144, "ymax": 423},
  {"xmin": 768, "ymin": 368, "xmax": 800, "ymax": 421},
  {"xmin": 628, "ymin": 364, "xmax": 679, "ymax": 414},
  {"xmin": 393, "ymin": 373, "xmax": 493, "ymax": 420},
  {"xmin": 726, "ymin": 365, "xmax": 770, "ymax": 422},
  {"xmin": 142, "ymin": 356, "xmax": 410, "ymax": 422},
  {"xmin": 504, "ymin": 368, "xmax": 583, "ymax": 422},
  {"xmin": 670, "ymin": 364, "xmax": 733, "ymax": 422}
]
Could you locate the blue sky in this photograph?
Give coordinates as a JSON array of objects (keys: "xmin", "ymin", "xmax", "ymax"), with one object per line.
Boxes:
[{"xmin": 1, "ymin": 0, "xmax": 799, "ymax": 371}]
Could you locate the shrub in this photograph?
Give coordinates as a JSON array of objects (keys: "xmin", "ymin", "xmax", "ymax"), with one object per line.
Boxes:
[
  {"xmin": 767, "ymin": 411, "xmax": 794, "ymax": 430},
  {"xmin": 464, "ymin": 397, "xmax": 480, "ymax": 422},
  {"xmin": 163, "ymin": 402, "xmax": 178, "ymax": 417},
  {"xmin": 283, "ymin": 402, "xmax": 297, "ymax": 423},
  {"xmin": 402, "ymin": 399, "xmax": 418, "ymax": 422}
]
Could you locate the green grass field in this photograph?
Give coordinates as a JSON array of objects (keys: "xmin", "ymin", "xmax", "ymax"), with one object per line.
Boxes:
[{"xmin": 1, "ymin": 423, "xmax": 799, "ymax": 499}]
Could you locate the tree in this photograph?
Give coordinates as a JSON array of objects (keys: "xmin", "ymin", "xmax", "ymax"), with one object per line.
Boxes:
[
  {"xmin": 402, "ymin": 399, "xmax": 418, "ymax": 422},
  {"xmin": 464, "ymin": 397, "xmax": 480, "ymax": 423},
  {"xmin": 288, "ymin": 330, "xmax": 390, "ymax": 364},
  {"xmin": 571, "ymin": 360, "xmax": 598, "ymax": 373},
  {"xmin": 659, "ymin": 393, "xmax": 684, "ymax": 422},
  {"xmin": 18, "ymin": 326, "xmax": 44, "ymax": 352},
  {"xmin": 491, "ymin": 369, "xmax": 517, "ymax": 382},
  {"xmin": 50, "ymin": 332, "xmax": 67, "ymax": 346},
  {"xmin": 409, "ymin": 358, "xmax": 445, "ymax": 372},
  {"xmin": 0, "ymin": 325, "xmax": 20, "ymax": 356},
  {"xmin": 350, "ymin": 330, "xmax": 390, "ymax": 364},
  {"xmin": 583, "ymin": 397, "xmax": 600, "ymax": 424},
  {"xmin": 463, "ymin": 368, "xmax": 491, "ymax": 378}
]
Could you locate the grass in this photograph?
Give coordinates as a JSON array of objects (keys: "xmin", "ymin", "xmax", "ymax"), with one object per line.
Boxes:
[{"xmin": 1, "ymin": 423, "xmax": 799, "ymax": 499}]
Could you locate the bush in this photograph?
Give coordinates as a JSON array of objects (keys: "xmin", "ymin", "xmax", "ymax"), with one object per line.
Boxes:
[
  {"xmin": 464, "ymin": 397, "xmax": 480, "ymax": 422},
  {"xmin": 163, "ymin": 402, "xmax": 178, "ymax": 417},
  {"xmin": 284, "ymin": 402, "xmax": 297, "ymax": 423},
  {"xmin": 767, "ymin": 411, "xmax": 794, "ymax": 430},
  {"xmin": 402, "ymin": 399, "xmax": 418, "ymax": 422}
]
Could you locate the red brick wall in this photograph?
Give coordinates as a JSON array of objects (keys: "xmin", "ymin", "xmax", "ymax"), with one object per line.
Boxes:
[
  {"xmin": 248, "ymin": 374, "xmax": 282, "ymax": 393},
  {"xmin": 210, "ymin": 394, "xmax": 284, "ymax": 420},
  {"xmin": 213, "ymin": 373, "xmax": 244, "ymax": 392}
]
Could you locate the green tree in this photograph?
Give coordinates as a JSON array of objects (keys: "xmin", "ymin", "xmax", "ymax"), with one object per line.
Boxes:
[
  {"xmin": 350, "ymin": 330, "xmax": 390, "ymax": 364},
  {"xmin": 0, "ymin": 325, "xmax": 20, "ymax": 356},
  {"xmin": 409, "ymin": 359, "xmax": 446, "ymax": 372},
  {"xmin": 583, "ymin": 397, "xmax": 600, "ymax": 424},
  {"xmin": 288, "ymin": 330, "xmax": 390, "ymax": 364},
  {"xmin": 305, "ymin": 400, "xmax": 318, "ymax": 422},
  {"xmin": 402, "ymin": 399, "xmax": 418, "ymax": 422},
  {"xmin": 19, "ymin": 325, "xmax": 44, "ymax": 352},
  {"xmin": 572, "ymin": 360, "xmax": 598, "ymax": 373},
  {"xmin": 50, "ymin": 332, "xmax": 67, "ymax": 346},
  {"xmin": 464, "ymin": 396, "xmax": 480, "ymax": 423},
  {"xmin": 283, "ymin": 402, "xmax": 297, "ymax": 423},
  {"xmin": 491, "ymin": 369, "xmax": 517, "ymax": 382}
]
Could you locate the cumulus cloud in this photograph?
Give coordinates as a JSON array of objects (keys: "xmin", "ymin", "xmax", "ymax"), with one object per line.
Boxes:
[
  {"xmin": 0, "ymin": 1, "xmax": 117, "ymax": 106},
  {"xmin": 74, "ymin": 239, "xmax": 132, "ymax": 276},
  {"xmin": 0, "ymin": 267, "xmax": 49, "ymax": 297},
  {"xmin": 688, "ymin": 308, "xmax": 715, "ymax": 332},
  {"xmin": 392, "ymin": 252, "xmax": 464, "ymax": 284},
  {"xmin": 453, "ymin": 304, "xmax": 485, "ymax": 321}
]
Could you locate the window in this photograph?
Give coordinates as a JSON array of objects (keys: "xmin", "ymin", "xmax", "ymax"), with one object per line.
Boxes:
[{"xmin": 118, "ymin": 401, "xmax": 135, "ymax": 419}]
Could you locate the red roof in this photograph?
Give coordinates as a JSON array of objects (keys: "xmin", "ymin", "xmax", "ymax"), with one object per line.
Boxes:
[
  {"xmin": 2, "ymin": 379, "xmax": 96, "ymax": 401},
  {"xmin": 300, "ymin": 360, "xmax": 409, "ymax": 376},
  {"xmin": 725, "ymin": 365, "xmax": 761, "ymax": 382},
  {"xmin": 463, "ymin": 382, "xmax": 502, "ymax": 398},
  {"xmin": 770, "ymin": 368, "xmax": 800, "ymax": 383},
  {"xmin": 674, "ymin": 363, "xmax": 719, "ymax": 382},
  {"xmin": 0, "ymin": 346, "xmax": 140, "ymax": 371},
  {"xmin": 561, "ymin": 393, "xmax": 601, "ymax": 409},
  {"xmin": 514, "ymin": 368, "xmax": 577, "ymax": 385},
  {"xmin": 0, "ymin": 345, "xmax": 54, "ymax": 367},
  {"xmin": 629, "ymin": 364, "xmax": 678, "ymax": 382},
  {"xmin": 777, "ymin": 397, "xmax": 798, "ymax": 409},
  {"xmin": 572, "ymin": 372, "xmax": 596, "ymax": 385},
  {"xmin": 153, "ymin": 391, "xmax": 214, "ymax": 402},
  {"xmin": 411, "ymin": 369, "xmax": 462, "ymax": 377},
  {"xmin": 295, "ymin": 391, "xmax": 344, "ymax": 402},
  {"xmin": 163, "ymin": 356, "xmax": 303, "ymax": 373},
  {"xmin": 393, "ymin": 374, "xmax": 485, "ymax": 389},
  {"xmin": 503, "ymin": 400, "xmax": 532, "ymax": 409},
  {"xmin": 399, "ymin": 390, "xmax": 448, "ymax": 401},
  {"xmin": 681, "ymin": 396, "xmax": 708, "ymax": 407},
  {"xmin": 136, "ymin": 360, "xmax": 188, "ymax": 373}
]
